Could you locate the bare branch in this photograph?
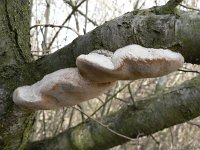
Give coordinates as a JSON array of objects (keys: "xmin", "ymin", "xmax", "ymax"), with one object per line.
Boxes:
[
  {"xmin": 187, "ymin": 121, "xmax": 200, "ymax": 128},
  {"xmin": 47, "ymin": 0, "xmax": 86, "ymax": 49},
  {"xmin": 64, "ymin": 0, "xmax": 98, "ymax": 26},
  {"xmin": 178, "ymin": 68, "xmax": 200, "ymax": 74},
  {"xmin": 30, "ymin": 24, "xmax": 80, "ymax": 35},
  {"xmin": 179, "ymin": 3, "xmax": 200, "ymax": 12},
  {"xmin": 154, "ymin": 0, "xmax": 184, "ymax": 14},
  {"xmin": 90, "ymin": 81, "xmax": 133, "ymax": 117},
  {"xmin": 165, "ymin": 0, "xmax": 184, "ymax": 9}
]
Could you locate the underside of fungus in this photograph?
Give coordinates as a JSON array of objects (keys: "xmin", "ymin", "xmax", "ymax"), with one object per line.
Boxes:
[{"xmin": 13, "ymin": 44, "xmax": 184, "ymax": 110}]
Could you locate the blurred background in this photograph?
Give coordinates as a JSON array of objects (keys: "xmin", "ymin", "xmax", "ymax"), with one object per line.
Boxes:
[{"xmin": 30, "ymin": 0, "xmax": 200, "ymax": 149}]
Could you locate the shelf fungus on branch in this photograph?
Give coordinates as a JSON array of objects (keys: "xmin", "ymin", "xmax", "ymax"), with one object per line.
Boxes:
[
  {"xmin": 13, "ymin": 68, "xmax": 115, "ymax": 110},
  {"xmin": 13, "ymin": 44, "xmax": 184, "ymax": 110},
  {"xmin": 77, "ymin": 44, "xmax": 184, "ymax": 83}
]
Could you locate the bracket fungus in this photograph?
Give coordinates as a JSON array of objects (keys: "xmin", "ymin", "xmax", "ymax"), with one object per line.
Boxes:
[
  {"xmin": 13, "ymin": 44, "xmax": 184, "ymax": 110},
  {"xmin": 77, "ymin": 44, "xmax": 184, "ymax": 83},
  {"xmin": 13, "ymin": 68, "xmax": 115, "ymax": 110}
]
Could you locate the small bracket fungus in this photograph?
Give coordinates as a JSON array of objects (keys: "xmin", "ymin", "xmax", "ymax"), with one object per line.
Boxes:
[
  {"xmin": 13, "ymin": 68, "xmax": 115, "ymax": 110},
  {"xmin": 13, "ymin": 44, "xmax": 184, "ymax": 110},
  {"xmin": 76, "ymin": 44, "xmax": 184, "ymax": 83}
]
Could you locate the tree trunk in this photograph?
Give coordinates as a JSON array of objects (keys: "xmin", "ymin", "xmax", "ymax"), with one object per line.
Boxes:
[{"xmin": 0, "ymin": 1, "xmax": 33, "ymax": 150}]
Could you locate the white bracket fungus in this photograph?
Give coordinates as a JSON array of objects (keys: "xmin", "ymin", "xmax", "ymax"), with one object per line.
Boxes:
[
  {"xmin": 13, "ymin": 44, "xmax": 184, "ymax": 110},
  {"xmin": 13, "ymin": 68, "xmax": 115, "ymax": 110},
  {"xmin": 77, "ymin": 44, "xmax": 184, "ymax": 83}
]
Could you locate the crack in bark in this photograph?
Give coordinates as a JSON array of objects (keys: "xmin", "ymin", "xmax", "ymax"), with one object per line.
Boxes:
[{"xmin": 4, "ymin": 0, "xmax": 27, "ymax": 64}]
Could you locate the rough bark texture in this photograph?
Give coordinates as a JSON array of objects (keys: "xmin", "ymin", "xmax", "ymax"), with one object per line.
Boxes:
[
  {"xmin": 0, "ymin": 1, "xmax": 34, "ymax": 150},
  {"xmin": 27, "ymin": 76, "xmax": 200, "ymax": 150},
  {"xmin": 34, "ymin": 12, "xmax": 200, "ymax": 78}
]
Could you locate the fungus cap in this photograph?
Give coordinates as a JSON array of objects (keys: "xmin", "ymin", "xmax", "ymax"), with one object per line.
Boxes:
[
  {"xmin": 13, "ymin": 68, "xmax": 115, "ymax": 110},
  {"xmin": 76, "ymin": 44, "xmax": 184, "ymax": 83}
]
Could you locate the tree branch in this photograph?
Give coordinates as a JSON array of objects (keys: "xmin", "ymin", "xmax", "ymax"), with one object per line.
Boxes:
[
  {"xmin": 47, "ymin": 0, "xmax": 86, "ymax": 50},
  {"xmin": 27, "ymin": 75, "xmax": 200, "ymax": 150},
  {"xmin": 64, "ymin": 0, "xmax": 98, "ymax": 26},
  {"xmin": 153, "ymin": 0, "xmax": 184, "ymax": 14},
  {"xmin": 163, "ymin": 0, "xmax": 183, "ymax": 10},
  {"xmin": 30, "ymin": 24, "xmax": 80, "ymax": 35},
  {"xmin": 179, "ymin": 3, "xmax": 200, "ymax": 12},
  {"xmin": 31, "ymin": 10, "xmax": 200, "ymax": 80},
  {"xmin": 179, "ymin": 68, "xmax": 200, "ymax": 74}
]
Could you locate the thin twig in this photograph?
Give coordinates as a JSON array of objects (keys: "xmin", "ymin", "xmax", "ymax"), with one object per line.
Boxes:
[
  {"xmin": 40, "ymin": 27, "xmax": 48, "ymax": 54},
  {"xmin": 133, "ymin": 0, "xmax": 140, "ymax": 10},
  {"xmin": 84, "ymin": 0, "xmax": 89, "ymax": 34},
  {"xmin": 164, "ymin": 0, "xmax": 184, "ymax": 8},
  {"xmin": 47, "ymin": 0, "xmax": 86, "ymax": 49},
  {"xmin": 67, "ymin": 108, "xmax": 75, "ymax": 129},
  {"xmin": 72, "ymin": 106, "xmax": 137, "ymax": 142},
  {"xmin": 53, "ymin": 108, "xmax": 68, "ymax": 135},
  {"xmin": 150, "ymin": 134, "xmax": 160, "ymax": 145},
  {"xmin": 77, "ymin": 104, "xmax": 86, "ymax": 121},
  {"xmin": 169, "ymin": 127, "xmax": 174, "ymax": 149},
  {"xmin": 78, "ymin": 10, "xmax": 98, "ymax": 26},
  {"xmin": 64, "ymin": 0, "xmax": 98, "ymax": 26},
  {"xmin": 178, "ymin": 68, "xmax": 200, "ymax": 74},
  {"xmin": 154, "ymin": 0, "xmax": 184, "ymax": 14},
  {"xmin": 179, "ymin": 4, "xmax": 200, "ymax": 12},
  {"xmin": 30, "ymin": 24, "xmax": 80, "ymax": 35},
  {"xmin": 128, "ymin": 84, "xmax": 137, "ymax": 107},
  {"xmin": 43, "ymin": 0, "xmax": 51, "ymax": 55},
  {"xmin": 90, "ymin": 81, "xmax": 133, "ymax": 117},
  {"xmin": 100, "ymin": 93, "xmax": 110, "ymax": 116},
  {"xmin": 187, "ymin": 121, "xmax": 200, "ymax": 128},
  {"xmin": 106, "ymin": 93, "xmax": 129, "ymax": 103},
  {"xmin": 42, "ymin": 111, "xmax": 46, "ymax": 139}
]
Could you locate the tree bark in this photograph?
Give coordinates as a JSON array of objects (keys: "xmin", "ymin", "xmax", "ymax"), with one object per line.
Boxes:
[
  {"xmin": 0, "ymin": 1, "xmax": 34, "ymax": 150},
  {"xmin": 27, "ymin": 75, "xmax": 200, "ymax": 150}
]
